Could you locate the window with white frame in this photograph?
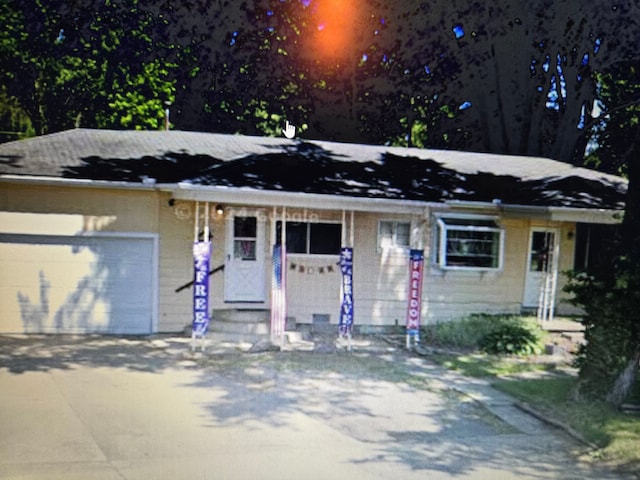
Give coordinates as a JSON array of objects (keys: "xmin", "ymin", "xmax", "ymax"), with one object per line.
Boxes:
[
  {"xmin": 276, "ymin": 221, "xmax": 342, "ymax": 255},
  {"xmin": 434, "ymin": 216, "xmax": 504, "ymax": 270},
  {"xmin": 378, "ymin": 220, "xmax": 411, "ymax": 250}
]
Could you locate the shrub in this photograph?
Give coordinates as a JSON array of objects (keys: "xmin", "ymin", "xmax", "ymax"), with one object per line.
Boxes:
[
  {"xmin": 480, "ymin": 322, "xmax": 544, "ymax": 356},
  {"xmin": 425, "ymin": 314, "xmax": 544, "ymax": 355}
]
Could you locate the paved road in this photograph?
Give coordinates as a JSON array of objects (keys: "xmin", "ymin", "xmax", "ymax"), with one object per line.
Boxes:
[{"xmin": 0, "ymin": 335, "xmax": 631, "ymax": 479}]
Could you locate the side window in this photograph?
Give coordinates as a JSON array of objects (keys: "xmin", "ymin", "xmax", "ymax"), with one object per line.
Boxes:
[
  {"xmin": 434, "ymin": 216, "xmax": 504, "ymax": 270},
  {"xmin": 378, "ymin": 221, "xmax": 411, "ymax": 250}
]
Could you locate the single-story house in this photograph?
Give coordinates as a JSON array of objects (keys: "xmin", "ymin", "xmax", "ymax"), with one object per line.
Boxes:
[{"xmin": 0, "ymin": 128, "xmax": 627, "ymax": 335}]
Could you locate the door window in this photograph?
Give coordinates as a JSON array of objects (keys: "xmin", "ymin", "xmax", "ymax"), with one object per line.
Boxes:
[
  {"xmin": 529, "ymin": 231, "xmax": 555, "ymax": 272},
  {"xmin": 233, "ymin": 217, "xmax": 257, "ymax": 260}
]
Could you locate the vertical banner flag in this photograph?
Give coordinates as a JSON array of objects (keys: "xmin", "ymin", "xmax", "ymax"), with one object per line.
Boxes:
[
  {"xmin": 406, "ymin": 249, "xmax": 424, "ymax": 336},
  {"xmin": 339, "ymin": 247, "xmax": 354, "ymax": 335},
  {"xmin": 271, "ymin": 243, "xmax": 287, "ymax": 340},
  {"xmin": 192, "ymin": 241, "xmax": 212, "ymax": 336}
]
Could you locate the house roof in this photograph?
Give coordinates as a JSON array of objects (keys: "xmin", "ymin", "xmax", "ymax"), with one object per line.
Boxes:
[{"xmin": 0, "ymin": 128, "xmax": 627, "ymax": 210}]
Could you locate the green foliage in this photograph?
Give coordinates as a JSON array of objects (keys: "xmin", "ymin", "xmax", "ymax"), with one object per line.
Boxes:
[
  {"xmin": 431, "ymin": 352, "xmax": 556, "ymax": 378},
  {"xmin": 2, "ymin": 0, "xmax": 639, "ymax": 151},
  {"xmin": 480, "ymin": 323, "xmax": 544, "ymax": 356},
  {"xmin": 426, "ymin": 314, "xmax": 544, "ymax": 356},
  {"xmin": 99, "ymin": 59, "xmax": 176, "ymax": 130},
  {"xmin": 0, "ymin": 88, "xmax": 35, "ymax": 142},
  {"xmin": 584, "ymin": 62, "xmax": 640, "ymax": 176},
  {"xmin": 496, "ymin": 377, "xmax": 640, "ymax": 469},
  {"xmin": 0, "ymin": 0, "xmax": 177, "ymax": 134},
  {"xmin": 564, "ymin": 265, "xmax": 640, "ymax": 401}
]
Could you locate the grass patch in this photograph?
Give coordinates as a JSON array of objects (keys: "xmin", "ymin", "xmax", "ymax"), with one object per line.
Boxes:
[
  {"xmin": 424, "ymin": 313, "xmax": 547, "ymax": 353},
  {"xmin": 428, "ymin": 345, "xmax": 640, "ymax": 471},
  {"xmin": 495, "ymin": 377, "xmax": 640, "ymax": 470},
  {"xmin": 430, "ymin": 351, "xmax": 558, "ymax": 378}
]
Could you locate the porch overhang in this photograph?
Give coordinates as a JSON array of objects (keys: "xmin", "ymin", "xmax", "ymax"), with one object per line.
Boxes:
[
  {"xmin": 445, "ymin": 200, "xmax": 623, "ymax": 224},
  {"xmin": 160, "ymin": 182, "xmax": 436, "ymax": 215}
]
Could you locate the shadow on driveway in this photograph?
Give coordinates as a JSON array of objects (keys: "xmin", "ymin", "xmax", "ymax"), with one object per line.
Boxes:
[{"xmin": 0, "ymin": 334, "xmax": 628, "ymax": 479}]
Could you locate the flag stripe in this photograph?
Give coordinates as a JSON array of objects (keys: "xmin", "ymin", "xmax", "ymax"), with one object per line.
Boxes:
[{"xmin": 271, "ymin": 244, "xmax": 287, "ymax": 340}]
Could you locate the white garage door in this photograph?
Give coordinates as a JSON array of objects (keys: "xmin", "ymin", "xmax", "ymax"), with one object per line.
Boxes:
[{"xmin": 0, "ymin": 234, "xmax": 156, "ymax": 334}]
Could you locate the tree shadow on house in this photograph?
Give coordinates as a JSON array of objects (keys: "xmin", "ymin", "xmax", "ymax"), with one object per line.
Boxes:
[
  {"xmin": 12, "ymin": 235, "xmax": 154, "ymax": 337},
  {"xmin": 62, "ymin": 142, "xmax": 626, "ymax": 209}
]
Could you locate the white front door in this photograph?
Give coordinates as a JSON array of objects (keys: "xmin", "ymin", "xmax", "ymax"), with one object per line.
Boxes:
[
  {"xmin": 224, "ymin": 215, "xmax": 266, "ymax": 302},
  {"xmin": 522, "ymin": 228, "xmax": 558, "ymax": 308}
]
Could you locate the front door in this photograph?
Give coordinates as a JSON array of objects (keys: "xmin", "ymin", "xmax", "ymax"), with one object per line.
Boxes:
[
  {"xmin": 224, "ymin": 215, "xmax": 266, "ymax": 302},
  {"xmin": 522, "ymin": 228, "xmax": 558, "ymax": 308}
]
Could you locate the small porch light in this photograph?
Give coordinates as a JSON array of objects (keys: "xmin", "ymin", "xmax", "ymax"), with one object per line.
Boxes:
[{"xmin": 215, "ymin": 204, "xmax": 225, "ymax": 216}]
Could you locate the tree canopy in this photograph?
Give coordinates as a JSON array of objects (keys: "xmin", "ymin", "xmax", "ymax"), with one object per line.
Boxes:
[{"xmin": 2, "ymin": 0, "xmax": 639, "ymax": 164}]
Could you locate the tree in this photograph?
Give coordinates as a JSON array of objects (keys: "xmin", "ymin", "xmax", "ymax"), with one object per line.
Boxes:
[
  {"xmin": 0, "ymin": 0, "xmax": 177, "ymax": 135},
  {"xmin": 565, "ymin": 60, "xmax": 640, "ymax": 405}
]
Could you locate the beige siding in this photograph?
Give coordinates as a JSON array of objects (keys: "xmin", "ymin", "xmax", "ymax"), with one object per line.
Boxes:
[
  {"xmin": 271, "ymin": 209, "xmax": 343, "ymax": 324},
  {"xmin": 0, "ymin": 183, "xmax": 161, "ymax": 332},
  {"xmin": 2, "ymin": 184, "xmax": 582, "ymax": 331},
  {"xmin": 0, "ymin": 184, "xmax": 158, "ymax": 232},
  {"xmin": 156, "ymin": 196, "xmax": 195, "ymax": 331},
  {"xmin": 423, "ymin": 216, "xmax": 526, "ymax": 322}
]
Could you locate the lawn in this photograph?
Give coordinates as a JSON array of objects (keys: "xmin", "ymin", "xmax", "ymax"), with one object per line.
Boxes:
[
  {"xmin": 494, "ymin": 376, "xmax": 640, "ymax": 470},
  {"xmin": 428, "ymin": 349, "xmax": 640, "ymax": 473}
]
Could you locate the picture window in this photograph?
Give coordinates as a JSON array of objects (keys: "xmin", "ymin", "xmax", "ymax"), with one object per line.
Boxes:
[{"xmin": 434, "ymin": 216, "xmax": 504, "ymax": 270}]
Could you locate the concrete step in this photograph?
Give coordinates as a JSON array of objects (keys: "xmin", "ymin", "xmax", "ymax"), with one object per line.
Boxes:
[
  {"xmin": 209, "ymin": 319, "xmax": 270, "ymax": 336},
  {"xmin": 212, "ymin": 308, "xmax": 269, "ymax": 323}
]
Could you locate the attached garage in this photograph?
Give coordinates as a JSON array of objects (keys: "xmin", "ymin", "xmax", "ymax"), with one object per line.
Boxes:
[{"xmin": 0, "ymin": 233, "xmax": 157, "ymax": 334}]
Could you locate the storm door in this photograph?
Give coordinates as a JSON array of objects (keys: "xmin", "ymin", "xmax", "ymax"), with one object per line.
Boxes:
[
  {"xmin": 523, "ymin": 228, "xmax": 558, "ymax": 311},
  {"xmin": 224, "ymin": 216, "xmax": 266, "ymax": 302}
]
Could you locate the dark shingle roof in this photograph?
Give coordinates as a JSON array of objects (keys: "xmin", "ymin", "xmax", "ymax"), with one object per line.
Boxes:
[{"xmin": 0, "ymin": 128, "xmax": 627, "ymax": 209}]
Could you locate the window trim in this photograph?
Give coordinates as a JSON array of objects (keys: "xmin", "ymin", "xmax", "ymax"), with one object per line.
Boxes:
[
  {"xmin": 433, "ymin": 214, "xmax": 505, "ymax": 271},
  {"xmin": 377, "ymin": 220, "xmax": 412, "ymax": 252}
]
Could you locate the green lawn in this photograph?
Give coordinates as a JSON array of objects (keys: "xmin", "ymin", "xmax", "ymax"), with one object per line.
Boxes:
[
  {"xmin": 495, "ymin": 377, "xmax": 640, "ymax": 469},
  {"xmin": 429, "ymin": 351, "xmax": 640, "ymax": 472}
]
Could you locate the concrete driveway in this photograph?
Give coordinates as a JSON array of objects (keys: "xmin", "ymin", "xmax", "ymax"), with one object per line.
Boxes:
[{"xmin": 0, "ymin": 335, "xmax": 629, "ymax": 480}]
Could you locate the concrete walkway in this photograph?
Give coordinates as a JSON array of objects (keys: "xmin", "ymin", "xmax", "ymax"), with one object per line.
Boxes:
[{"xmin": 0, "ymin": 334, "xmax": 630, "ymax": 480}]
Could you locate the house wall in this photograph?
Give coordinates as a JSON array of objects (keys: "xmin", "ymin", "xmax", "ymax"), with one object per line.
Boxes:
[
  {"xmin": 422, "ymin": 215, "xmax": 524, "ymax": 321},
  {"xmin": 1, "ymin": 185, "xmax": 582, "ymax": 333},
  {"xmin": 156, "ymin": 195, "xmax": 196, "ymax": 332},
  {"xmin": 279, "ymin": 209, "xmax": 579, "ymax": 327},
  {"xmin": 0, "ymin": 183, "xmax": 158, "ymax": 233},
  {"xmin": 0, "ymin": 183, "xmax": 162, "ymax": 333}
]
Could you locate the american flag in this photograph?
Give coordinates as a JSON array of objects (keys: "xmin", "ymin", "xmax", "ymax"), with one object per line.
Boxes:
[{"xmin": 270, "ymin": 244, "xmax": 287, "ymax": 342}]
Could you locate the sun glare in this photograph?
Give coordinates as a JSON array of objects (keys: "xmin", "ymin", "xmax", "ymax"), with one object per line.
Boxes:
[{"xmin": 311, "ymin": 0, "xmax": 359, "ymax": 61}]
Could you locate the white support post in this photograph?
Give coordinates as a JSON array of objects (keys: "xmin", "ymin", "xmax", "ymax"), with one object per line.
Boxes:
[
  {"xmin": 271, "ymin": 206, "xmax": 277, "ymax": 246},
  {"xmin": 204, "ymin": 202, "xmax": 210, "ymax": 243},
  {"xmin": 350, "ymin": 210, "xmax": 354, "ymax": 248},
  {"xmin": 191, "ymin": 202, "xmax": 199, "ymax": 352},
  {"xmin": 280, "ymin": 207, "xmax": 286, "ymax": 347},
  {"xmin": 193, "ymin": 201, "xmax": 200, "ymax": 243}
]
